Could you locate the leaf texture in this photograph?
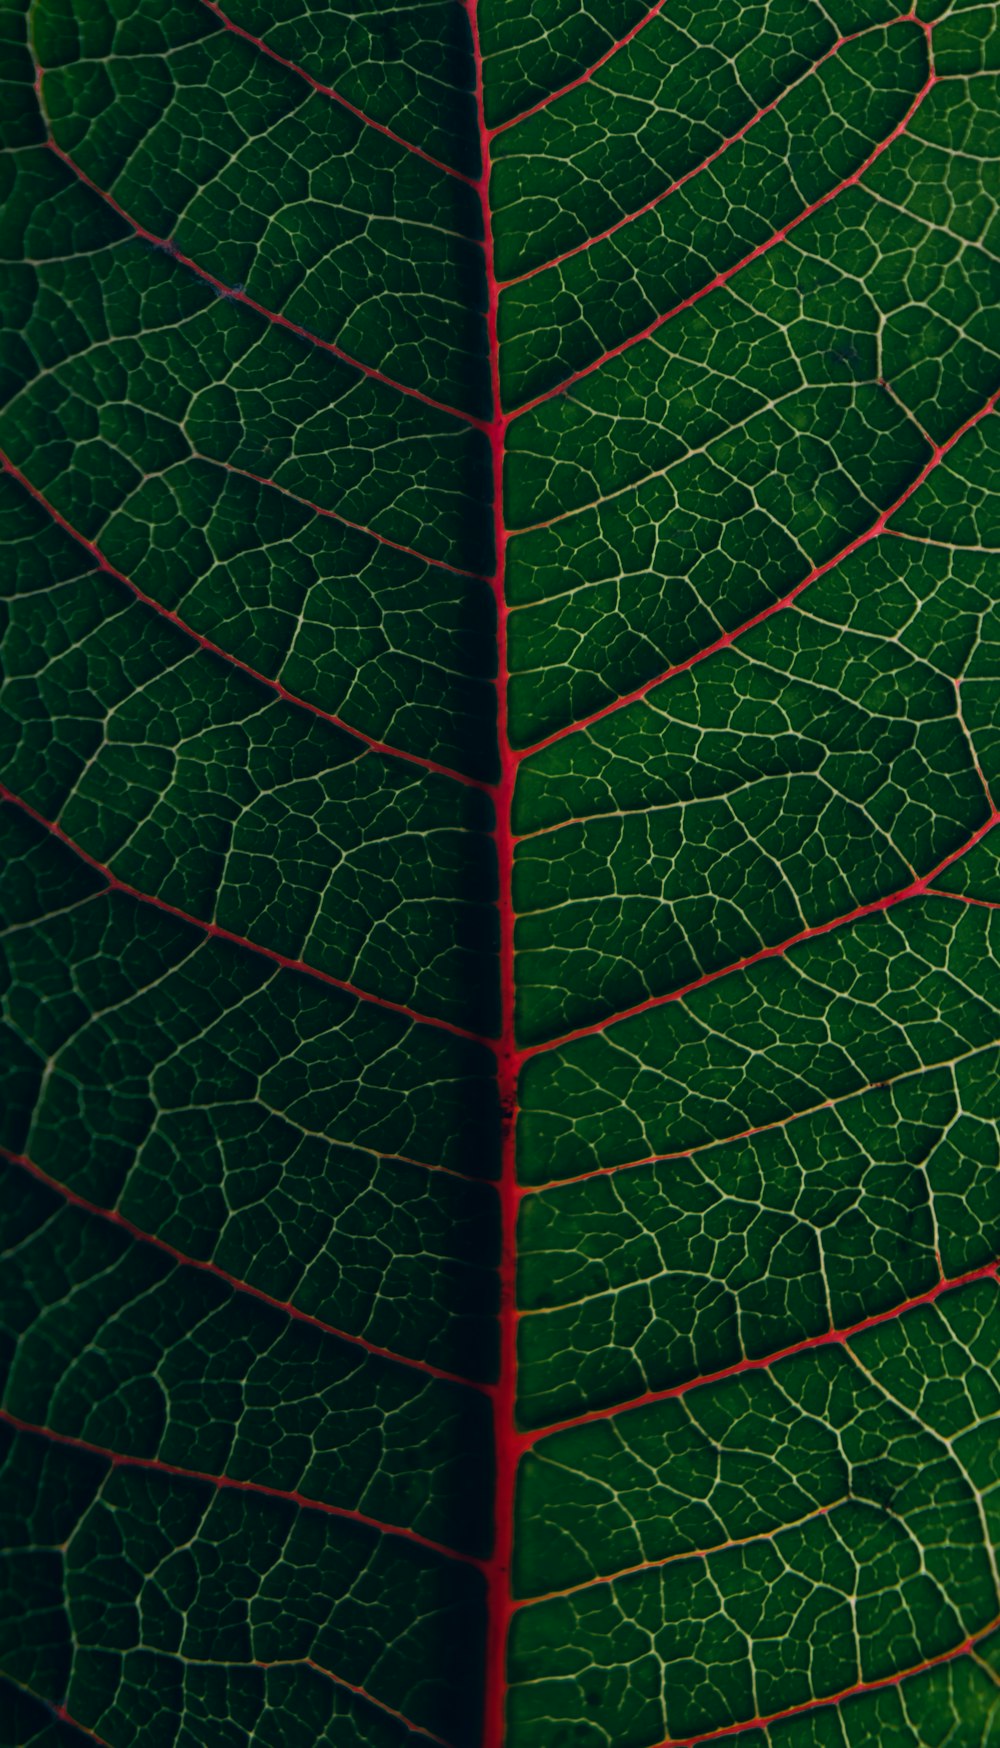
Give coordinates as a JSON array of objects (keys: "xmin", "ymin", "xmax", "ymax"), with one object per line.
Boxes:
[{"xmin": 1, "ymin": 0, "xmax": 999, "ymax": 1745}]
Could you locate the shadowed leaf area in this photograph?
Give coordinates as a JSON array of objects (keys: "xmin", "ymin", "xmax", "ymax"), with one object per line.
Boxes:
[{"xmin": 1, "ymin": 0, "xmax": 999, "ymax": 1744}]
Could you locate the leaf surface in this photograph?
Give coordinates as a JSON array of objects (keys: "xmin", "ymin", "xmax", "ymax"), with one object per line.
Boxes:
[{"xmin": 1, "ymin": 1, "xmax": 999, "ymax": 1745}]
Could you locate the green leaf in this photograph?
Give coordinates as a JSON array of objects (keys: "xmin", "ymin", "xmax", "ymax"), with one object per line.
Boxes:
[{"xmin": 1, "ymin": 1, "xmax": 999, "ymax": 1745}]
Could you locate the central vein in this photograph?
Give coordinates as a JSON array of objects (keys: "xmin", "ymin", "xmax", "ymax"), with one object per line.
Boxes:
[{"xmin": 466, "ymin": 5, "xmax": 519, "ymax": 1744}]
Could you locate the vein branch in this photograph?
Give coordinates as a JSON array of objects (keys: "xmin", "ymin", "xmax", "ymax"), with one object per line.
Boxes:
[
  {"xmin": 0, "ymin": 1410, "xmax": 487, "ymax": 1570},
  {"xmin": 509, "ymin": 49, "xmax": 935, "ymax": 418},
  {"xmin": 522, "ymin": 808, "xmax": 1000, "ymax": 1059},
  {"xmin": 0, "ymin": 787, "xmax": 496, "ymax": 1048},
  {"xmin": 1, "ymin": 453, "xmax": 488, "ymax": 790},
  {"xmin": 197, "ymin": 453, "xmax": 489, "ymax": 580},
  {"xmin": 646, "ymin": 1612, "xmax": 1000, "ymax": 1746},
  {"xmin": 518, "ymin": 1257, "xmax": 1000, "ymax": 1447},
  {"xmin": 489, "ymin": 0, "xmax": 672, "ymax": 137},
  {"xmin": 44, "ymin": 136, "xmax": 484, "ymax": 430},
  {"xmin": 497, "ymin": 22, "xmax": 882, "ymax": 291},
  {"xmin": 257, "ymin": 1658, "xmax": 455, "ymax": 1747},
  {"xmin": 196, "ymin": 0, "xmax": 477, "ymax": 187},
  {"xmin": 516, "ymin": 391, "xmax": 997, "ymax": 757},
  {"xmin": 0, "ymin": 1679, "xmax": 113, "ymax": 1748},
  {"xmin": 520, "ymin": 1040, "xmax": 995, "ymax": 1194},
  {"xmin": 513, "ymin": 1500, "xmax": 836, "ymax": 1608},
  {"xmin": 2, "ymin": 1144, "xmax": 490, "ymax": 1381},
  {"xmin": 925, "ymin": 887, "xmax": 1000, "ymax": 910}
]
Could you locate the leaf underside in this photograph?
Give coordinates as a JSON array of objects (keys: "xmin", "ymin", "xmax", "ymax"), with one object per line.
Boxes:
[{"xmin": 1, "ymin": 0, "xmax": 1000, "ymax": 1745}]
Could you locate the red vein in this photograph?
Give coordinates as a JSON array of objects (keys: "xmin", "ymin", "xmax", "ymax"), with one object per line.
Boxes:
[
  {"xmin": 516, "ymin": 389, "xmax": 998, "ymax": 756},
  {"xmin": 196, "ymin": 0, "xmax": 476, "ymax": 188},
  {"xmin": 510, "ymin": 39, "xmax": 936, "ymax": 418},
  {"xmin": 520, "ymin": 1040, "xmax": 992, "ymax": 1195},
  {"xmin": 517, "ymin": 1256, "xmax": 1000, "ymax": 1448},
  {"xmin": 2, "ymin": 1145, "xmax": 489, "ymax": 1380},
  {"xmin": 0, "ymin": 453, "xmax": 488, "ymax": 791},
  {"xmin": 0, "ymin": 1682, "xmax": 115, "ymax": 1748},
  {"xmin": 646, "ymin": 1612, "xmax": 1000, "ymax": 1747},
  {"xmin": 259, "ymin": 1658, "xmax": 454, "ymax": 1747},
  {"xmin": 925, "ymin": 887, "xmax": 1000, "ymax": 910},
  {"xmin": 196, "ymin": 453, "xmax": 488, "ymax": 582},
  {"xmin": 498, "ymin": 23, "xmax": 886, "ymax": 291},
  {"xmin": 0, "ymin": 787, "xmax": 495, "ymax": 1049},
  {"xmin": 513, "ymin": 1500, "xmax": 836, "ymax": 1607},
  {"xmin": 0, "ymin": 1410, "xmax": 486, "ymax": 1570},
  {"xmin": 44, "ymin": 1707, "xmax": 113, "ymax": 1748},
  {"xmin": 43, "ymin": 136, "xmax": 483, "ymax": 430},
  {"xmin": 462, "ymin": 9, "xmax": 520, "ymax": 1747},
  {"xmin": 514, "ymin": 381, "xmax": 857, "ymax": 540},
  {"xmin": 520, "ymin": 808, "xmax": 999, "ymax": 1058},
  {"xmin": 489, "ymin": 0, "xmax": 672, "ymax": 137}
]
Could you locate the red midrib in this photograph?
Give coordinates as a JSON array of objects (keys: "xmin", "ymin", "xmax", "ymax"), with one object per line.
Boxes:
[{"xmin": 465, "ymin": 8, "xmax": 519, "ymax": 1745}]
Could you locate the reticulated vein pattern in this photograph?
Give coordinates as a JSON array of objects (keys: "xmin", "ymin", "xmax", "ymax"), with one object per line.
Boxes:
[{"xmin": 1, "ymin": 0, "xmax": 999, "ymax": 1745}]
